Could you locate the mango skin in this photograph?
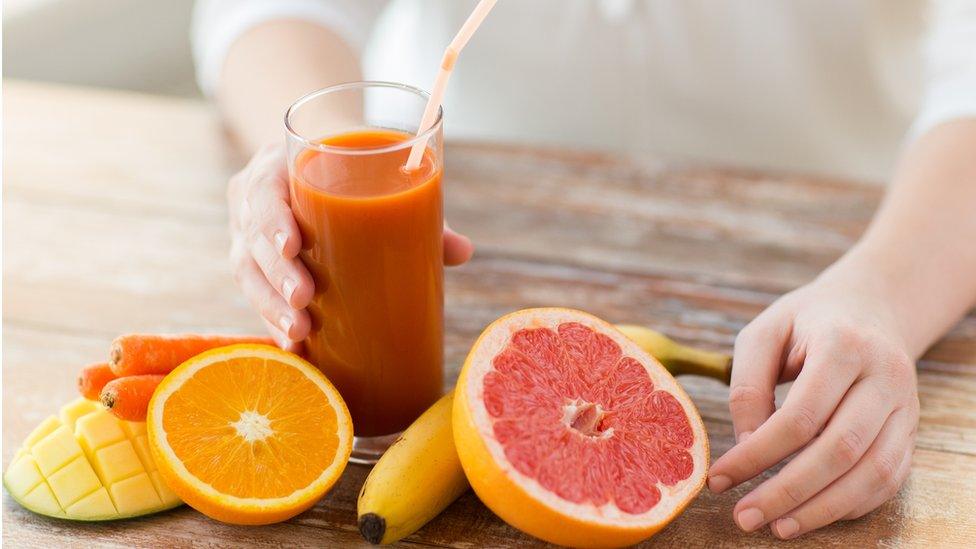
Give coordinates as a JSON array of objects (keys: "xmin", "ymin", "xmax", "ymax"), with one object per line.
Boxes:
[{"xmin": 3, "ymin": 398, "xmax": 182, "ymax": 521}]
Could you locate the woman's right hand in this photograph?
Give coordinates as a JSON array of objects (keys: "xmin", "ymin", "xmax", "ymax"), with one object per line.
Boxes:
[
  {"xmin": 228, "ymin": 143, "xmax": 314, "ymax": 351},
  {"xmin": 227, "ymin": 143, "xmax": 474, "ymax": 351}
]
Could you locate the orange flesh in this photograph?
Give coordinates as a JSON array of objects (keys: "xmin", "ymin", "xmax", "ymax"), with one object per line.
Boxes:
[
  {"xmin": 161, "ymin": 357, "xmax": 339, "ymax": 498},
  {"xmin": 290, "ymin": 129, "xmax": 444, "ymax": 436}
]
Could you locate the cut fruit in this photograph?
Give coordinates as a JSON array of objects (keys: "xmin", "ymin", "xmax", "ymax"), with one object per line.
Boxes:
[
  {"xmin": 3, "ymin": 398, "xmax": 182, "ymax": 520},
  {"xmin": 147, "ymin": 344, "xmax": 353, "ymax": 525},
  {"xmin": 453, "ymin": 308, "xmax": 709, "ymax": 548}
]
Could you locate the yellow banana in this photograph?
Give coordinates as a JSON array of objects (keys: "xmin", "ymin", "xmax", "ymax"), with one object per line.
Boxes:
[
  {"xmin": 616, "ymin": 324, "xmax": 732, "ymax": 384},
  {"xmin": 356, "ymin": 324, "xmax": 730, "ymax": 544},
  {"xmin": 358, "ymin": 392, "xmax": 468, "ymax": 545}
]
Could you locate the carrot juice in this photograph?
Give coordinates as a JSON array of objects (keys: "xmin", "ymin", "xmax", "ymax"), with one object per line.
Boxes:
[{"xmin": 289, "ymin": 128, "xmax": 444, "ymax": 438}]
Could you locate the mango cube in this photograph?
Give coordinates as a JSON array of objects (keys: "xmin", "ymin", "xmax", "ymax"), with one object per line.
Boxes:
[
  {"xmin": 120, "ymin": 420, "xmax": 147, "ymax": 438},
  {"xmin": 149, "ymin": 471, "xmax": 181, "ymax": 506},
  {"xmin": 4, "ymin": 456, "xmax": 44, "ymax": 496},
  {"xmin": 31, "ymin": 426, "xmax": 83, "ymax": 476},
  {"xmin": 109, "ymin": 473, "xmax": 162, "ymax": 515},
  {"xmin": 65, "ymin": 488, "xmax": 117, "ymax": 519},
  {"xmin": 47, "ymin": 457, "xmax": 102, "ymax": 507},
  {"xmin": 20, "ymin": 482, "xmax": 63, "ymax": 517},
  {"xmin": 60, "ymin": 399, "xmax": 99, "ymax": 431},
  {"xmin": 23, "ymin": 416, "xmax": 62, "ymax": 448},
  {"xmin": 76, "ymin": 411, "xmax": 126, "ymax": 455},
  {"xmin": 92, "ymin": 440, "xmax": 143, "ymax": 485},
  {"xmin": 131, "ymin": 435, "xmax": 155, "ymax": 472}
]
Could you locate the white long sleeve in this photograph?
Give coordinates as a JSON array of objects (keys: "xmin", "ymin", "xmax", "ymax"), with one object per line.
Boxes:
[
  {"xmin": 911, "ymin": 0, "xmax": 976, "ymax": 138},
  {"xmin": 191, "ymin": 0, "xmax": 386, "ymax": 96},
  {"xmin": 191, "ymin": 0, "xmax": 976, "ymax": 181}
]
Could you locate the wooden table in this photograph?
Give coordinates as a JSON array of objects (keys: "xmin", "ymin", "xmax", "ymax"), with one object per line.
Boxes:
[{"xmin": 4, "ymin": 80, "xmax": 975, "ymax": 548}]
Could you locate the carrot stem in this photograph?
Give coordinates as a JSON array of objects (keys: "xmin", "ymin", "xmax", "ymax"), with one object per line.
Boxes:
[
  {"xmin": 100, "ymin": 375, "xmax": 165, "ymax": 422},
  {"xmin": 109, "ymin": 334, "xmax": 275, "ymax": 376}
]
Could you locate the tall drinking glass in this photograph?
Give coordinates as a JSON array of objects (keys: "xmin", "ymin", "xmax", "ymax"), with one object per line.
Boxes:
[{"xmin": 285, "ymin": 82, "xmax": 444, "ymax": 463}]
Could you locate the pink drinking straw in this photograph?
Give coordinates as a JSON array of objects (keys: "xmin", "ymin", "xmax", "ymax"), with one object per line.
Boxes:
[{"xmin": 404, "ymin": 0, "xmax": 498, "ymax": 171}]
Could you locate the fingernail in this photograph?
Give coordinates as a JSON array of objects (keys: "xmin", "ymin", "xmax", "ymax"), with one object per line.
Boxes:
[
  {"xmin": 737, "ymin": 508, "xmax": 765, "ymax": 532},
  {"xmin": 279, "ymin": 314, "xmax": 294, "ymax": 337},
  {"xmin": 708, "ymin": 475, "xmax": 732, "ymax": 493},
  {"xmin": 282, "ymin": 278, "xmax": 297, "ymax": 302},
  {"xmin": 737, "ymin": 430, "xmax": 753, "ymax": 444},
  {"xmin": 773, "ymin": 517, "xmax": 799, "ymax": 539},
  {"xmin": 274, "ymin": 231, "xmax": 288, "ymax": 255},
  {"xmin": 272, "ymin": 332, "xmax": 289, "ymax": 349}
]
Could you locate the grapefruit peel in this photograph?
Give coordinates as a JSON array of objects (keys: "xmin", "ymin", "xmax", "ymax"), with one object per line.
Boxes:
[{"xmin": 454, "ymin": 308, "xmax": 708, "ymax": 547}]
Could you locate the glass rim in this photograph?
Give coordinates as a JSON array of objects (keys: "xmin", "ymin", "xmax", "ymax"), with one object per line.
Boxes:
[{"xmin": 284, "ymin": 80, "xmax": 443, "ymax": 155}]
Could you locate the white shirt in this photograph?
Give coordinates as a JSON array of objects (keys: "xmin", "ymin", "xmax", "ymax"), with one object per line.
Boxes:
[{"xmin": 193, "ymin": 0, "xmax": 976, "ymax": 182}]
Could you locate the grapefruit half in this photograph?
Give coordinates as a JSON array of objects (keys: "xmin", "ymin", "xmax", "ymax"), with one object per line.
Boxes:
[{"xmin": 453, "ymin": 308, "xmax": 708, "ymax": 547}]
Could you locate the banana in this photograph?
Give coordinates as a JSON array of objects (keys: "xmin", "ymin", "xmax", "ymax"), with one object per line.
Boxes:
[
  {"xmin": 616, "ymin": 324, "xmax": 732, "ymax": 384},
  {"xmin": 356, "ymin": 325, "xmax": 730, "ymax": 545},
  {"xmin": 358, "ymin": 392, "xmax": 468, "ymax": 545}
]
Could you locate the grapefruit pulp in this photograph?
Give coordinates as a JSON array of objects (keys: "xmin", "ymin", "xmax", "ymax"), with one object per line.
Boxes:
[{"xmin": 453, "ymin": 308, "xmax": 708, "ymax": 547}]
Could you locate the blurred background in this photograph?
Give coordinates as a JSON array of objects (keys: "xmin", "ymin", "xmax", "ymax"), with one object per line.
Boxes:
[{"xmin": 4, "ymin": 0, "xmax": 199, "ymax": 96}]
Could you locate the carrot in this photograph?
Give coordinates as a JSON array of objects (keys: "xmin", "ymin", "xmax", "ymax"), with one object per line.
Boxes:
[
  {"xmin": 100, "ymin": 375, "xmax": 165, "ymax": 421},
  {"xmin": 78, "ymin": 363, "xmax": 118, "ymax": 401},
  {"xmin": 109, "ymin": 334, "xmax": 275, "ymax": 376}
]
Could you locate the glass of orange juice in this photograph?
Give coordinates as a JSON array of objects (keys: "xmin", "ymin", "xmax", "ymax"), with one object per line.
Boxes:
[{"xmin": 285, "ymin": 82, "xmax": 444, "ymax": 463}]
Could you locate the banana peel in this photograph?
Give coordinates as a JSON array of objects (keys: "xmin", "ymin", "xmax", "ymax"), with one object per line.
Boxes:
[
  {"xmin": 615, "ymin": 324, "xmax": 732, "ymax": 384},
  {"xmin": 357, "ymin": 392, "xmax": 467, "ymax": 544}
]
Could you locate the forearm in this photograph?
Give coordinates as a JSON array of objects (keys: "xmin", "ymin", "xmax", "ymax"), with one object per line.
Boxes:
[
  {"xmin": 217, "ymin": 19, "xmax": 361, "ymax": 155},
  {"xmin": 837, "ymin": 118, "xmax": 976, "ymax": 357}
]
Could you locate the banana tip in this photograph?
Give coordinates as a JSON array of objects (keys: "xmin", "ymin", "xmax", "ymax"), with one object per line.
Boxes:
[{"xmin": 358, "ymin": 512, "xmax": 386, "ymax": 544}]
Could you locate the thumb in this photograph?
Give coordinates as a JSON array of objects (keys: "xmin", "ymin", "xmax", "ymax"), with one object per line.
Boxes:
[{"xmin": 727, "ymin": 311, "xmax": 791, "ymax": 443}]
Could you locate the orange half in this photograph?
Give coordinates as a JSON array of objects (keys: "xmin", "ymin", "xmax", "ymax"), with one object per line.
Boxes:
[{"xmin": 147, "ymin": 344, "xmax": 353, "ymax": 525}]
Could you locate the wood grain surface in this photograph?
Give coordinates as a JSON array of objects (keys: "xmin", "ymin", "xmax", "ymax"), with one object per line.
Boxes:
[{"xmin": 3, "ymin": 81, "xmax": 975, "ymax": 548}]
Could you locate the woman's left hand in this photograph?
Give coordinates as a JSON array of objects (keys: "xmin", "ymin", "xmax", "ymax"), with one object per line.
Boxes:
[{"xmin": 707, "ymin": 252, "xmax": 920, "ymax": 539}]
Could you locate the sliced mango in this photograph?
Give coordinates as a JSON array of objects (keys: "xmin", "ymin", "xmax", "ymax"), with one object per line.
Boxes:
[{"xmin": 3, "ymin": 398, "xmax": 182, "ymax": 520}]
